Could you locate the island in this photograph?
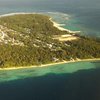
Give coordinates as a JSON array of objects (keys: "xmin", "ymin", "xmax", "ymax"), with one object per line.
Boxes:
[{"xmin": 0, "ymin": 13, "xmax": 99, "ymax": 69}]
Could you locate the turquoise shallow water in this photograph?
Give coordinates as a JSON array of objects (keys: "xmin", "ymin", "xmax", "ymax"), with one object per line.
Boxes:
[
  {"xmin": 0, "ymin": 1, "xmax": 99, "ymax": 99},
  {"xmin": 0, "ymin": 61, "xmax": 99, "ymax": 83},
  {"xmin": 45, "ymin": 12, "xmax": 81, "ymax": 31},
  {"xmin": 0, "ymin": 1, "xmax": 100, "ymax": 99},
  {"xmin": 45, "ymin": 12, "xmax": 100, "ymax": 37},
  {"xmin": 0, "ymin": 61, "xmax": 100, "ymax": 100}
]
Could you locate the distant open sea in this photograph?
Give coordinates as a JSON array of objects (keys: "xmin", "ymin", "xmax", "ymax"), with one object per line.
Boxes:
[
  {"xmin": 0, "ymin": 0, "xmax": 100, "ymax": 37},
  {"xmin": 0, "ymin": 0, "xmax": 100, "ymax": 100}
]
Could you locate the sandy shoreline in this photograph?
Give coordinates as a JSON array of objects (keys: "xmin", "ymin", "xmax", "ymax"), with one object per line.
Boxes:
[
  {"xmin": 0, "ymin": 58, "xmax": 100, "ymax": 71},
  {"xmin": 49, "ymin": 17, "xmax": 81, "ymax": 34}
]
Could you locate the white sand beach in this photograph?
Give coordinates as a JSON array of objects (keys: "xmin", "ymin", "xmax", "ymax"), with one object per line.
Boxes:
[
  {"xmin": 0, "ymin": 58, "xmax": 100, "ymax": 70},
  {"xmin": 49, "ymin": 18, "xmax": 81, "ymax": 34}
]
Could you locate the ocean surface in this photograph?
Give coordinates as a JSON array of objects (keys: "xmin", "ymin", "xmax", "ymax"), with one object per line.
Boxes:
[
  {"xmin": 0, "ymin": 61, "xmax": 100, "ymax": 100},
  {"xmin": 0, "ymin": 0, "xmax": 100, "ymax": 100},
  {"xmin": 0, "ymin": 0, "xmax": 100, "ymax": 37}
]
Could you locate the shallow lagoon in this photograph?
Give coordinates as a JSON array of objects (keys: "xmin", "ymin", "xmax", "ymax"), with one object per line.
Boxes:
[
  {"xmin": 0, "ymin": 61, "xmax": 100, "ymax": 100},
  {"xmin": 0, "ymin": 61, "xmax": 99, "ymax": 83},
  {"xmin": 0, "ymin": 0, "xmax": 100, "ymax": 99}
]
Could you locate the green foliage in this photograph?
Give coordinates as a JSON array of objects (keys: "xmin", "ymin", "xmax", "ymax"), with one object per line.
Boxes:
[{"xmin": 0, "ymin": 14, "xmax": 99, "ymax": 68}]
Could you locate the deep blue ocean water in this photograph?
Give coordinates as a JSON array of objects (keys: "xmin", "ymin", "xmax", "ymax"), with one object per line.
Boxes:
[{"xmin": 0, "ymin": 0, "xmax": 100, "ymax": 100}]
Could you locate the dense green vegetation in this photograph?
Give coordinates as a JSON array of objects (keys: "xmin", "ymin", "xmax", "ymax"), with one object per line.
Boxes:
[
  {"xmin": 0, "ymin": 14, "xmax": 99, "ymax": 68},
  {"xmin": 0, "ymin": 14, "xmax": 66, "ymax": 36}
]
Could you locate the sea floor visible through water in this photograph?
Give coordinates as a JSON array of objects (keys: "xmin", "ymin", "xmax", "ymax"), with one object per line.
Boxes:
[
  {"xmin": 0, "ymin": 1, "xmax": 100, "ymax": 99},
  {"xmin": 0, "ymin": 61, "xmax": 100, "ymax": 100},
  {"xmin": 0, "ymin": 61, "xmax": 99, "ymax": 83}
]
